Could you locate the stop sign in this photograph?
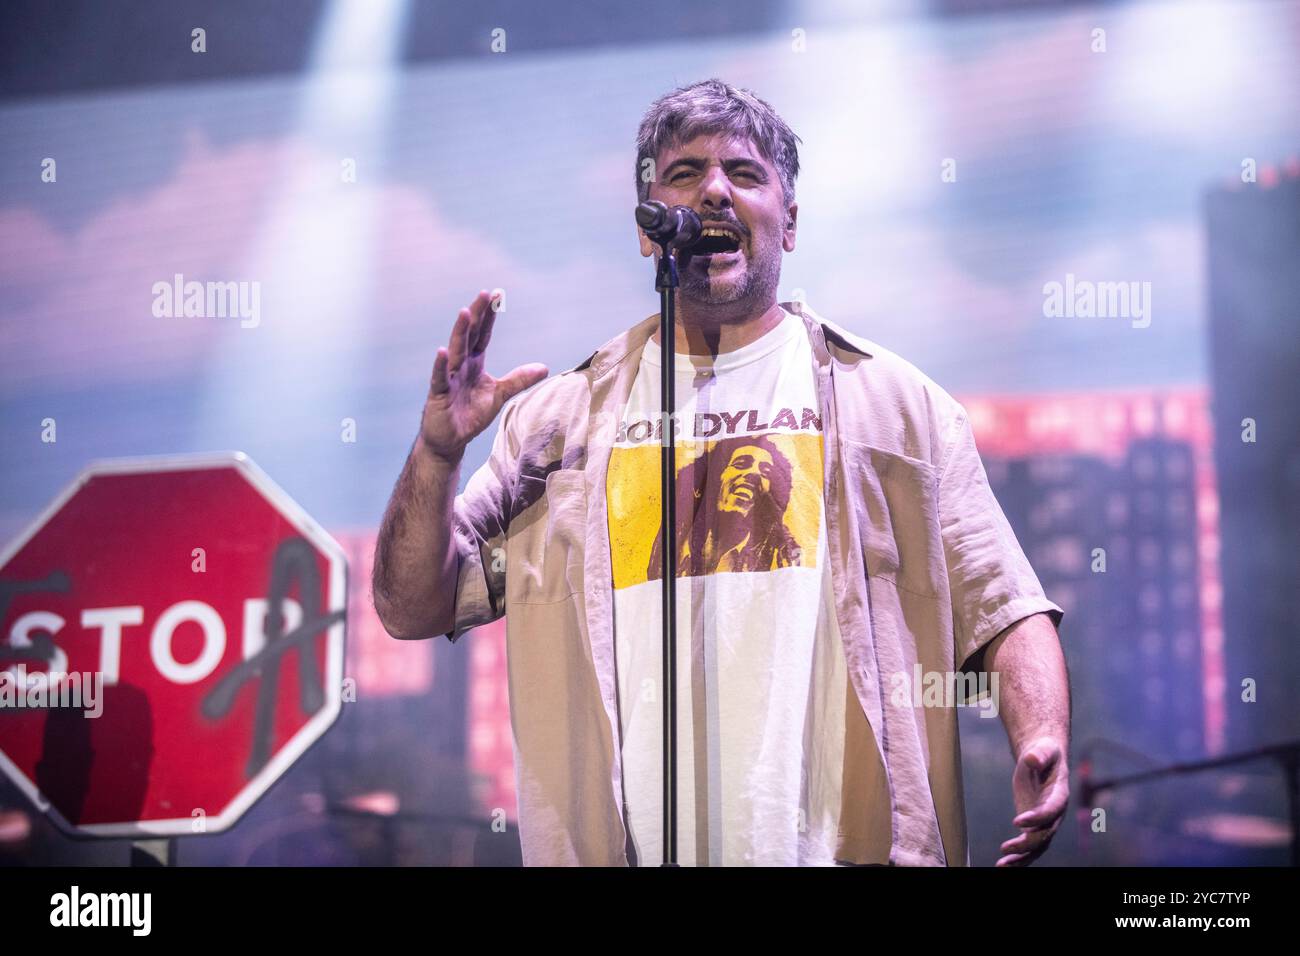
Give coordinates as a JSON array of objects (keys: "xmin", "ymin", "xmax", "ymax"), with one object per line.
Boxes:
[{"xmin": 0, "ymin": 452, "xmax": 347, "ymax": 837}]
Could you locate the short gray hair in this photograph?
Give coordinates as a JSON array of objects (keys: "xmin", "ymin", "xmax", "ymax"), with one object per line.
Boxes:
[{"xmin": 635, "ymin": 78, "xmax": 802, "ymax": 208}]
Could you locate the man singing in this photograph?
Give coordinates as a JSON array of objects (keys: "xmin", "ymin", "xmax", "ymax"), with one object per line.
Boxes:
[{"xmin": 373, "ymin": 78, "xmax": 1070, "ymax": 867}]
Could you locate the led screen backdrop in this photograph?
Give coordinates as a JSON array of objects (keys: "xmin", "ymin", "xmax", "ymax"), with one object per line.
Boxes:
[{"xmin": 2, "ymin": 0, "xmax": 1298, "ymax": 865}]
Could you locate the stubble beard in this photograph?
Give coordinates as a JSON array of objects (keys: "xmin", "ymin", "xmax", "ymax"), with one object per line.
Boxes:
[{"xmin": 676, "ymin": 233, "xmax": 782, "ymax": 320}]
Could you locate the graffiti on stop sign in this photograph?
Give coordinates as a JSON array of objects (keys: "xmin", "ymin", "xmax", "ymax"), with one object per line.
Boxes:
[{"xmin": 201, "ymin": 536, "xmax": 344, "ymax": 778}]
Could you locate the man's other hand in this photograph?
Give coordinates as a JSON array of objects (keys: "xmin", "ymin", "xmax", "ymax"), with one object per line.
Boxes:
[{"xmin": 996, "ymin": 735, "xmax": 1069, "ymax": 866}]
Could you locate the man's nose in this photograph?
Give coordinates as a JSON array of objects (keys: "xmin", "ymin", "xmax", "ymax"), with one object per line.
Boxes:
[{"xmin": 697, "ymin": 165, "xmax": 733, "ymax": 210}]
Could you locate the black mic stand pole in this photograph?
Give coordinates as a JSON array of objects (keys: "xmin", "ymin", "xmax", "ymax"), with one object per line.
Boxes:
[{"xmin": 652, "ymin": 239, "xmax": 681, "ymax": 868}]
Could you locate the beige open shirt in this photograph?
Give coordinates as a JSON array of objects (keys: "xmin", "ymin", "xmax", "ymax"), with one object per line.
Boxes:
[{"xmin": 442, "ymin": 300, "xmax": 1064, "ymax": 866}]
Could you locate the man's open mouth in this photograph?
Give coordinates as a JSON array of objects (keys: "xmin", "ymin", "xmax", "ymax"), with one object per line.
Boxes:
[{"xmin": 690, "ymin": 227, "xmax": 743, "ymax": 256}]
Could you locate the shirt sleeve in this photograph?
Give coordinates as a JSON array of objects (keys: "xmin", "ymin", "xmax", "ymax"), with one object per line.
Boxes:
[
  {"xmin": 937, "ymin": 409, "xmax": 1064, "ymax": 675},
  {"xmin": 443, "ymin": 400, "xmax": 520, "ymax": 644}
]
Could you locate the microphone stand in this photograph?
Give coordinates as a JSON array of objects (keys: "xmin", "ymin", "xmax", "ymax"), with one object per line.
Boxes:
[
  {"xmin": 636, "ymin": 199, "xmax": 699, "ymax": 867},
  {"xmin": 1078, "ymin": 738, "xmax": 1300, "ymax": 865},
  {"xmin": 651, "ymin": 239, "xmax": 681, "ymax": 868}
]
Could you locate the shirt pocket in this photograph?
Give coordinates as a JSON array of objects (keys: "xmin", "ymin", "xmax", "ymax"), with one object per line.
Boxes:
[
  {"xmin": 841, "ymin": 439, "xmax": 940, "ymax": 598},
  {"xmin": 509, "ymin": 468, "xmax": 588, "ymax": 606}
]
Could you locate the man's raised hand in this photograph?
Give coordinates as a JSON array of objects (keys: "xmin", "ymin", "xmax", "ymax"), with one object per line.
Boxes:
[{"xmin": 420, "ymin": 290, "xmax": 549, "ymax": 462}]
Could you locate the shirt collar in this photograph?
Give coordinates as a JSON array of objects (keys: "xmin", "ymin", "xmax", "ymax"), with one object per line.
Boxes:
[{"xmin": 566, "ymin": 299, "xmax": 873, "ymax": 377}]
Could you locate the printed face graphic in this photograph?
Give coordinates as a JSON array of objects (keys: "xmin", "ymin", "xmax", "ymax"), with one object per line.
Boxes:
[
  {"xmin": 624, "ymin": 432, "xmax": 815, "ymax": 585},
  {"xmin": 718, "ymin": 444, "xmax": 774, "ymax": 516}
]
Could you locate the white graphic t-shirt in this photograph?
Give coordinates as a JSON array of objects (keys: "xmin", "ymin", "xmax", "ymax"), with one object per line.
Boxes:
[{"xmin": 607, "ymin": 306, "xmax": 848, "ymax": 866}]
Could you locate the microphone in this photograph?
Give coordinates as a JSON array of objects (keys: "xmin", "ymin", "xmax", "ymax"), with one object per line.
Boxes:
[{"xmin": 635, "ymin": 201, "xmax": 701, "ymax": 251}]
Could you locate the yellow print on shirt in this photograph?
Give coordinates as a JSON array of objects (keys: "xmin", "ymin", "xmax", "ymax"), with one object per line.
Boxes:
[{"xmin": 607, "ymin": 432, "xmax": 823, "ymax": 589}]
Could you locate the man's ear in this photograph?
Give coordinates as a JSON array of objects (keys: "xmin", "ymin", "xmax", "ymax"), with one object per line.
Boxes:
[{"xmin": 782, "ymin": 202, "xmax": 798, "ymax": 253}]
